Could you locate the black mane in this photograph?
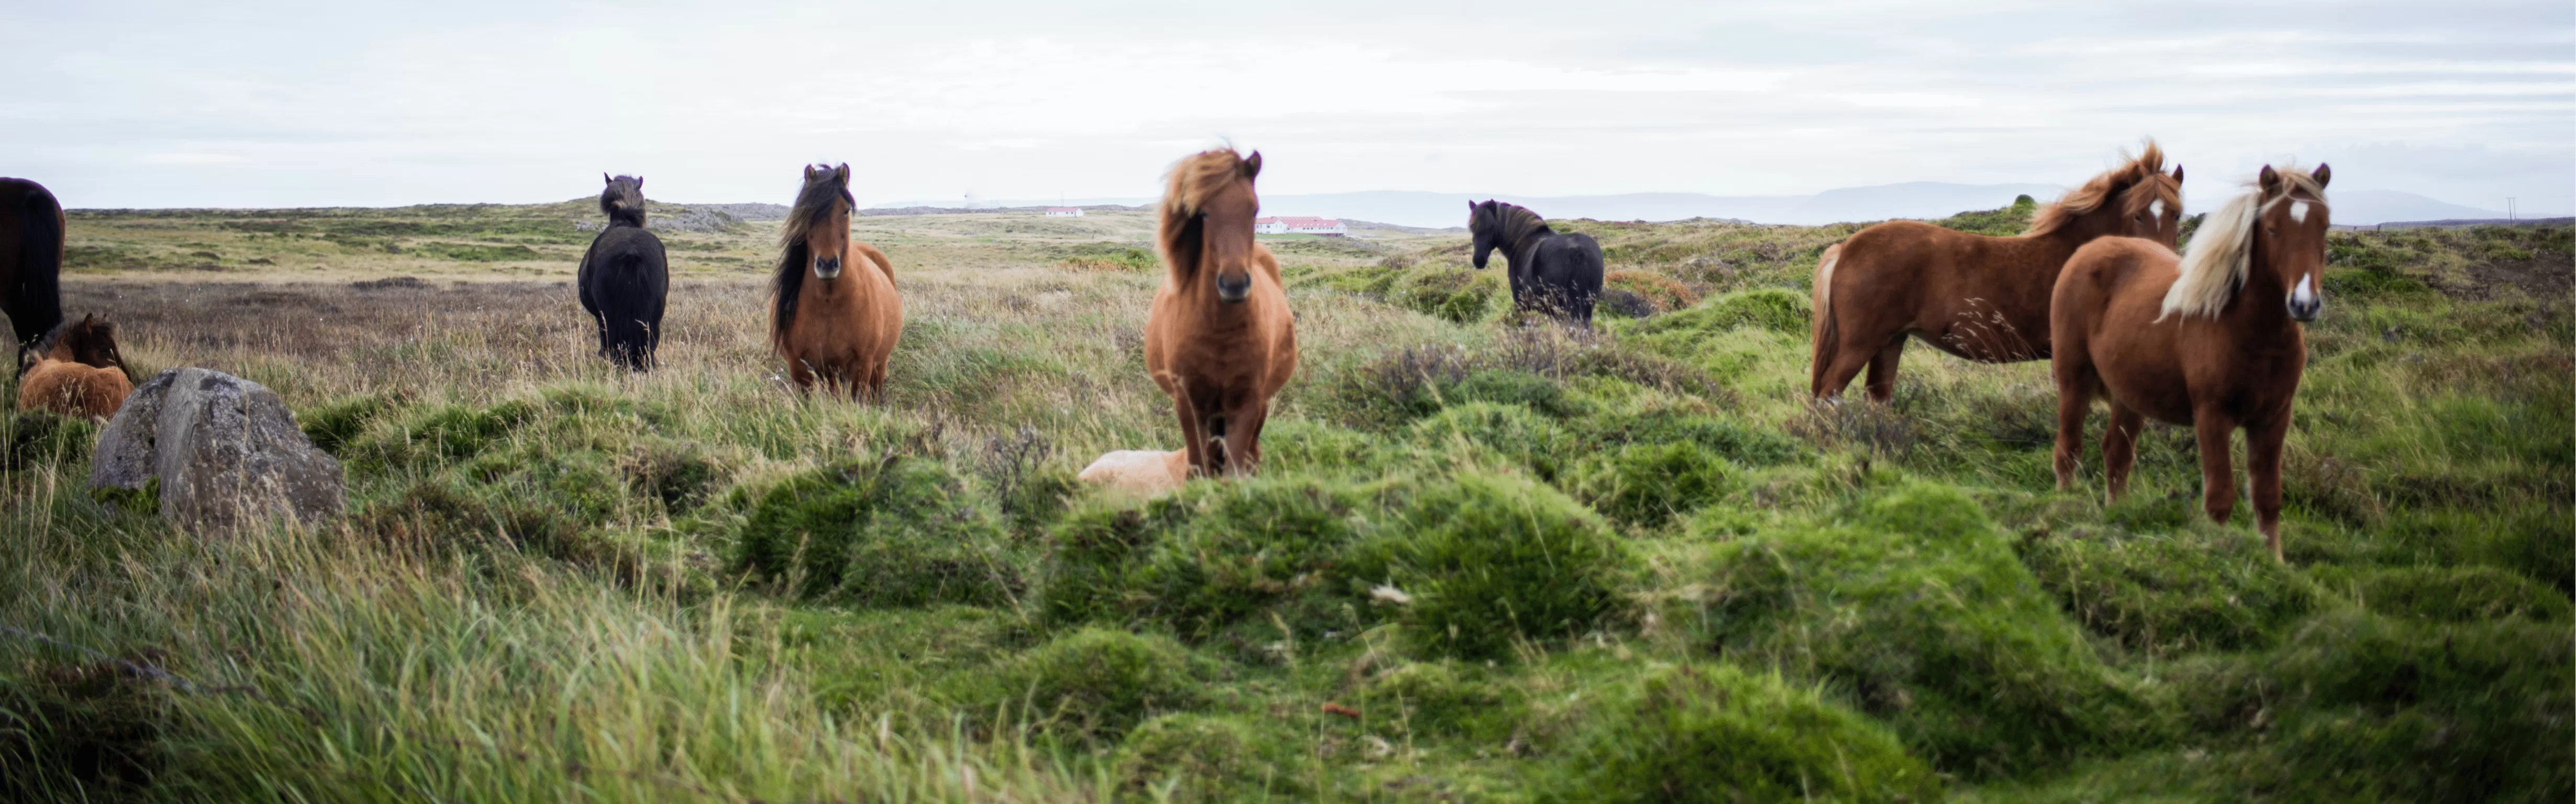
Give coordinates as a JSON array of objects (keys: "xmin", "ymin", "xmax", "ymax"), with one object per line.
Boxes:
[{"xmin": 601, "ymin": 175, "xmax": 647, "ymax": 228}]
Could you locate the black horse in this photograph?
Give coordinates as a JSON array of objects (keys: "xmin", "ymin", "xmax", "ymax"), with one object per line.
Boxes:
[
  {"xmin": 1, "ymin": 177, "xmax": 64, "ymax": 348},
  {"xmin": 1469, "ymin": 200, "xmax": 1602, "ymax": 325},
  {"xmin": 576, "ymin": 174, "xmax": 670, "ymax": 371}
]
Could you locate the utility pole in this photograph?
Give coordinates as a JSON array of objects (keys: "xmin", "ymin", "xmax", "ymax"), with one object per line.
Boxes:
[{"xmin": 2506, "ymin": 197, "xmax": 2517, "ymax": 222}]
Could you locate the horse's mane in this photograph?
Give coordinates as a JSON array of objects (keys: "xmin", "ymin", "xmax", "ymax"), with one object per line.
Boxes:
[
  {"xmin": 2027, "ymin": 142, "xmax": 2179, "ymax": 237},
  {"xmin": 1158, "ymin": 148, "xmax": 1259, "ymax": 272},
  {"xmin": 18, "ymin": 315, "xmax": 115, "ymax": 376},
  {"xmin": 601, "ymin": 175, "xmax": 646, "ymax": 228},
  {"xmin": 770, "ymin": 166, "xmax": 855, "ymax": 347},
  {"xmin": 2161, "ymin": 165, "xmax": 2328, "ymax": 320},
  {"xmin": 1474, "ymin": 201, "xmax": 1553, "ymax": 245}
]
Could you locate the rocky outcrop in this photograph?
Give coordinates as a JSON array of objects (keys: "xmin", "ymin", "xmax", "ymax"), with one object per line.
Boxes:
[{"xmin": 91, "ymin": 368, "xmax": 343, "ymax": 533}]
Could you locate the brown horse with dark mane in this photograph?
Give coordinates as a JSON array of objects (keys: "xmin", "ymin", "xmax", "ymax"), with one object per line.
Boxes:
[
  {"xmin": 2052, "ymin": 164, "xmax": 2331, "ymax": 561},
  {"xmin": 1811, "ymin": 143, "xmax": 2183, "ymax": 401},
  {"xmin": 771, "ymin": 164, "xmax": 903, "ymax": 399},
  {"xmin": 1, "ymin": 178, "xmax": 65, "ymax": 348},
  {"xmin": 1145, "ymin": 148, "xmax": 1298, "ymax": 478},
  {"xmin": 17, "ymin": 314, "xmax": 134, "ymax": 419}
]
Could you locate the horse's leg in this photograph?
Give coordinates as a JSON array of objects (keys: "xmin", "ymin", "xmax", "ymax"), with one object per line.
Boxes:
[
  {"xmin": 788, "ymin": 359, "xmax": 816, "ymax": 394},
  {"xmin": 1171, "ymin": 394, "xmax": 1208, "ymax": 479},
  {"xmin": 1225, "ymin": 398, "xmax": 1271, "ymax": 476},
  {"xmin": 2052, "ymin": 366, "xmax": 2094, "ymax": 492},
  {"xmin": 1862, "ymin": 337, "xmax": 1906, "ymax": 403},
  {"xmin": 1813, "ymin": 334, "xmax": 1878, "ymax": 401},
  {"xmin": 2246, "ymin": 412, "xmax": 2290, "ymax": 561},
  {"xmin": 2102, "ymin": 402, "xmax": 2144, "ymax": 502},
  {"xmin": 2193, "ymin": 408, "xmax": 2239, "ymax": 528}
]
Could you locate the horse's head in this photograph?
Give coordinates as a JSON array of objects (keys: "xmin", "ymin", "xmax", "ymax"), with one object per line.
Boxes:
[
  {"xmin": 789, "ymin": 164, "xmax": 856, "ymax": 281},
  {"xmin": 2255, "ymin": 164, "xmax": 2331, "ymax": 322},
  {"xmin": 2117, "ymin": 163, "xmax": 2185, "ymax": 248},
  {"xmin": 1468, "ymin": 200, "xmax": 1502, "ymax": 270},
  {"xmin": 18, "ymin": 314, "xmax": 126, "ymax": 379},
  {"xmin": 2031, "ymin": 141, "xmax": 2184, "ymax": 245},
  {"xmin": 1160, "ymin": 149, "xmax": 1263, "ymax": 304},
  {"xmin": 601, "ymin": 174, "xmax": 646, "ymax": 227}
]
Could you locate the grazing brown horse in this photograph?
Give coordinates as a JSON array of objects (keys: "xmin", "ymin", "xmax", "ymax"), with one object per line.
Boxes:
[
  {"xmin": 2051, "ymin": 164, "xmax": 2331, "ymax": 561},
  {"xmin": 1811, "ymin": 144, "xmax": 2184, "ymax": 401},
  {"xmin": 1, "ymin": 178, "xmax": 65, "ymax": 348},
  {"xmin": 17, "ymin": 315, "xmax": 135, "ymax": 419},
  {"xmin": 1145, "ymin": 148, "xmax": 1298, "ymax": 478},
  {"xmin": 771, "ymin": 164, "xmax": 903, "ymax": 399}
]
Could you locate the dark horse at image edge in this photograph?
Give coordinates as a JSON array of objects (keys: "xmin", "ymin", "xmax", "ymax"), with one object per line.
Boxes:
[
  {"xmin": 1, "ymin": 177, "xmax": 65, "ymax": 349},
  {"xmin": 577, "ymin": 174, "xmax": 670, "ymax": 370},
  {"xmin": 1469, "ymin": 200, "xmax": 1603, "ymax": 325}
]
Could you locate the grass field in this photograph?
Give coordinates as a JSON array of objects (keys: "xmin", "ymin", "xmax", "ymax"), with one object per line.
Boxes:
[{"xmin": 3, "ymin": 197, "xmax": 2568, "ymax": 802}]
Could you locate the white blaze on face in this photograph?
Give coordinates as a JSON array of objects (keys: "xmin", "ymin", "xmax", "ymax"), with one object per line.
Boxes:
[
  {"xmin": 2291, "ymin": 274, "xmax": 2317, "ymax": 307},
  {"xmin": 2149, "ymin": 199, "xmax": 2166, "ymax": 219},
  {"xmin": 2288, "ymin": 201, "xmax": 2311, "ymax": 224}
]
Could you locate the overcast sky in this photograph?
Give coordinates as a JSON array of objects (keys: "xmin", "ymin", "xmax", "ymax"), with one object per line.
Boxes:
[{"xmin": 5, "ymin": 1, "xmax": 2569, "ymax": 213}]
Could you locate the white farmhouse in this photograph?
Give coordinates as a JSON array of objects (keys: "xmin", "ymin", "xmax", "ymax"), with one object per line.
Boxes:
[
  {"xmin": 1253, "ymin": 216, "xmax": 1346, "ymax": 236},
  {"xmin": 1044, "ymin": 207, "xmax": 1083, "ymax": 217}
]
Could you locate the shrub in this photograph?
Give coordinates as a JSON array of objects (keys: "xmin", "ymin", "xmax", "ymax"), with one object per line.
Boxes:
[
  {"xmin": 1696, "ymin": 483, "xmax": 2159, "ymax": 777},
  {"xmin": 298, "ymin": 392, "xmax": 403, "ymax": 455},
  {"xmin": 1357, "ymin": 660, "xmax": 1507, "ymax": 738},
  {"xmin": 1390, "ymin": 266, "xmax": 1502, "ymax": 323},
  {"xmin": 3, "ymin": 411, "xmax": 96, "ymax": 471},
  {"xmin": 346, "ymin": 398, "xmax": 539, "ymax": 472},
  {"xmin": 1112, "ymin": 714, "xmax": 1292, "ymax": 801},
  {"xmin": 1577, "ymin": 407, "xmax": 1804, "ymax": 467},
  {"xmin": 731, "ymin": 457, "xmax": 1022, "ymax": 609},
  {"xmin": 1603, "ymin": 270, "xmax": 1701, "ymax": 312},
  {"xmin": 2020, "ymin": 528, "xmax": 2322, "ymax": 655},
  {"xmin": 1534, "ymin": 663, "xmax": 1940, "ymax": 802},
  {"xmin": 952, "ymin": 628, "xmax": 1212, "ymax": 740},
  {"xmin": 1631, "ymin": 289, "xmax": 1811, "ymax": 344},
  {"xmin": 1567, "ymin": 442, "xmax": 1741, "ymax": 528},
  {"xmin": 1346, "ymin": 472, "xmax": 1632, "ymax": 661}
]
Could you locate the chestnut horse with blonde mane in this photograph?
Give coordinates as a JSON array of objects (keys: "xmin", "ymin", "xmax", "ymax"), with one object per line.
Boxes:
[
  {"xmin": 1145, "ymin": 148, "xmax": 1298, "ymax": 478},
  {"xmin": 1811, "ymin": 143, "xmax": 2184, "ymax": 401},
  {"xmin": 771, "ymin": 164, "xmax": 903, "ymax": 399},
  {"xmin": 2052, "ymin": 164, "xmax": 2331, "ymax": 561},
  {"xmin": 17, "ymin": 314, "xmax": 135, "ymax": 419}
]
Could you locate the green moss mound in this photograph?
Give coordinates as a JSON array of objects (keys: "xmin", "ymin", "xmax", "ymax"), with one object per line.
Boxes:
[
  {"xmin": 1696, "ymin": 483, "xmax": 2158, "ymax": 777},
  {"xmin": 2021, "ymin": 529, "xmax": 2322, "ymax": 656},
  {"xmin": 1567, "ymin": 441, "xmax": 1741, "ymax": 528},
  {"xmin": 1040, "ymin": 477, "xmax": 1370, "ymax": 653},
  {"xmin": 1405, "ymin": 402, "xmax": 1580, "ymax": 480},
  {"xmin": 1348, "ymin": 472, "xmax": 1633, "ymax": 661},
  {"xmin": 1358, "ymin": 660, "xmax": 1509, "ymax": 738},
  {"xmin": 1536, "ymin": 663, "xmax": 1939, "ymax": 802},
  {"xmin": 2337, "ymin": 564, "xmax": 2571, "ymax": 622},
  {"xmin": 298, "ymin": 391, "xmax": 403, "ymax": 455},
  {"xmin": 731, "ymin": 457, "xmax": 1021, "ymax": 609},
  {"xmin": 1631, "ymin": 289, "xmax": 1812, "ymax": 343},
  {"xmin": 1112, "ymin": 713, "xmax": 1294, "ymax": 801},
  {"xmin": 952, "ymin": 627, "xmax": 1212, "ymax": 740},
  {"xmin": 3, "ymin": 411, "xmax": 97, "ymax": 471}
]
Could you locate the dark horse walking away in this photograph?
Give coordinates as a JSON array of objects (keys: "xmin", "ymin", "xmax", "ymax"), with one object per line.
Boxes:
[
  {"xmin": 1811, "ymin": 143, "xmax": 2183, "ymax": 401},
  {"xmin": 576, "ymin": 174, "xmax": 670, "ymax": 370},
  {"xmin": 2052, "ymin": 164, "xmax": 2331, "ymax": 561},
  {"xmin": 1469, "ymin": 200, "xmax": 1603, "ymax": 325},
  {"xmin": 771, "ymin": 164, "xmax": 903, "ymax": 399},
  {"xmin": 1, "ymin": 177, "xmax": 65, "ymax": 348},
  {"xmin": 1146, "ymin": 148, "xmax": 1298, "ymax": 478}
]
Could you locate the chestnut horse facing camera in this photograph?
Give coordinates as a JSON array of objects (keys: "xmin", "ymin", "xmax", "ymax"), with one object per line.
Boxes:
[
  {"xmin": 1811, "ymin": 143, "xmax": 2183, "ymax": 401},
  {"xmin": 2051, "ymin": 164, "xmax": 2331, "ymax": 561},
  {"xmin": 1145, "ymin": 148, "xmax": 1298, "ymax": 479},
  {"xmin": 17, "ymin": 314, "xmax": 135, "ymax": 420},
  {"xmin": 770, "ymin": 164, "xmax": 903, "ymax": 400},
  {"xmin": 1, "ymin": 177, "xmax": 66, "ymax": 348}
]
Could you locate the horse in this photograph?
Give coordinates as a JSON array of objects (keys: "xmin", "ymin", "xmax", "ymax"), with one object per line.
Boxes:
[
  {"xmin": 16, "ymin": 314, "xmax": 134, "ymax": 420},
  {"xmin": 576, "ymin": 174, "xmax": 670, "ymax": 371},
  {"xmin": 1468, "ymin": 200, "xmax": 1604, "ymax": 325},
  {"xmin": 771, "ymin": 164, "xmax": 902, "ymax": 399},
  {"xmin": 2051, "ymin": 164, "xmax": 2331, "ymax": 561},
  {"xmin": 1810, "ymin": 143, "xmax": 2184, "ymax": 401},
  {"xmin": 0, "ymin": 178, "xmax": 65, "ymax": 348},
  {"xmin": 1145, "ymin": 148, "xmax": 1298, "ymax": 478}
]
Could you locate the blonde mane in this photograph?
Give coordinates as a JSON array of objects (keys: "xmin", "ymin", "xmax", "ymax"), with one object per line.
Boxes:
[
  {"xmin": 2027, "ymin": 142, "xmax": 2180, "ymax": 237},
  {"xmin": 1158, "ymin": 148, "xmax": 1259, "ymax": 267},
  {"xmin": 2160, "ymin": 165, "xmax": 2328, "ymax": 320}
]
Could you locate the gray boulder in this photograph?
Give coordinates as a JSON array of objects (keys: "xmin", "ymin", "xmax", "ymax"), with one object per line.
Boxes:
[{"xmin": 91, "ymin": 368, "xmax": 343, "ymax": 532}]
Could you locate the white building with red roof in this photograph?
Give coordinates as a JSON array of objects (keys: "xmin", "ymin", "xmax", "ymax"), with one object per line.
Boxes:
[
  {"xmin": 1254, "ymin": 216, "xmax": 1346, "ymax": 236},
  {"xmin": 1044, "ymin": 207, "xmax": 1083, "ymax": 217}
]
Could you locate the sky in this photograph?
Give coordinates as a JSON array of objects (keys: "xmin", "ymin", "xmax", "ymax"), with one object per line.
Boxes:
[{"xmin": 4, "ymin": 0, "xmax": 2570, "ymax": 214}]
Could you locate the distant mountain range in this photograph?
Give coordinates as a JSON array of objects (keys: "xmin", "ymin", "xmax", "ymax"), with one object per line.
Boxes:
[{"xmin": 865, "ymin": 184, "xmax": 2528, "ymax": 229}]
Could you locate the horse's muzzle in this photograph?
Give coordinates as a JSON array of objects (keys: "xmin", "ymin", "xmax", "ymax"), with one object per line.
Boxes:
[
  {"xmin": 1215, "ymin": 272, "xmax": 1252, "ymax": 304},
  {"xmin": 814, "ymin": 255, "xmax": 842, "ymax": 280},
  {"xmin": 2286, "ymin": 274, "xmax": 2320, "ymax": 322}
]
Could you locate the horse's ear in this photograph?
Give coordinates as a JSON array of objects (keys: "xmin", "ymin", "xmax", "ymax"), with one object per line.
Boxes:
[
  {"xmin": 634, "ymin": 176, "xmax": 643, "ymax": 189},
  {"xmin": 1242, "ymin": 151, "xmax": 1262, "ymax": 181},
  {"xmin": 804, "ymin": 164, "xmax": 819, "ymax": 181},
  {"xmin": 2311, "ymin": 164, "xmax": 2330, "ymax": 188},
  {"xmin": 833, "ymin": 164, "xmax": 850, "ymax": 183},
  {"xmin": 604, "ymin": 172, "xmax": 613, "ymax": 185},
  {"xmin": 2171, "ymin": 164, "xmax": 2183, "ymax": 185},
  {"xmin": 2258, "ymin": 165, "xmax": 2282, "ymax": 195}
]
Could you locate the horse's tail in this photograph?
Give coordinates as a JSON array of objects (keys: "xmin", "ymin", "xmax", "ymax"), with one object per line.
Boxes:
[
  {"xmin": 12, "ymin": 185, "xmax": 64, "ymax": 347},
  {"xmin": 1807, "ymin": 242, "xmax": 1843, "ymax": 395}
]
